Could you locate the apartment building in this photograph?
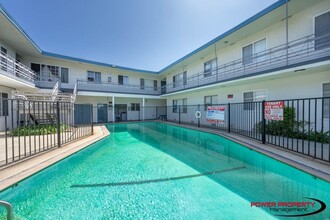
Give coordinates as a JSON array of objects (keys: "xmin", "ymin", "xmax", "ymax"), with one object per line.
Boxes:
[{"xmin": 0, "ymin": 0, "xmax": 329, "ymax": 130}]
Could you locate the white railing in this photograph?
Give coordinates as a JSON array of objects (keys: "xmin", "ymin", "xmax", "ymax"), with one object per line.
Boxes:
[
  {"xmin": 52, "ymin": 81, "xmax": 59, "ymax": 101},
  {"xmin": 164, "ymin": 31, "xmax": 330, "ymax": 94},
  {"xmin": 77, "ymin": 79, "xmax": 161, "ymax": 95},
  {"xmin": 71, "ymin": 82, "xmax": 77, "ymax": 103},
  {"xmin": 0, "ymin": 51, "xmax": 36, "ymax": 84}
]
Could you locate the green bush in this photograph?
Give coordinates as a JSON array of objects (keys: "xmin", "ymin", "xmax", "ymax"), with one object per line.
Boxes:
[
  {"xmin": 10, "ymin": 124, "xmax": 68, "ymax": 136},
  {"xmin": 256, "ymin": 107, "xmax": 329, "ymax": 143}
]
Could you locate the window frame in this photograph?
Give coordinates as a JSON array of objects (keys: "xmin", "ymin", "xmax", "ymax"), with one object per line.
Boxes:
[
  {"xmin": 243, "ymin": 90, "xmax": 267, "ymax": 111},
  {"xmin": 242, "ymin": 38, "xmax": 267, "ymax": 65},
  {"xmin": 314, "ymin": 10, "xmax": 330, "ymax": 50},
  {"xmin": 172, "ymin": 98, "xmax": 187, "ymax": 113},
  {"xmin": 204, "ymin": 95, "xmax": 218, "ymax": 111},
  {"xmin": 118, "ymin": 75, "xmax": 129, "ymax": 85},
  {"xmin": 131, "ymin": 103, "xmax": 140, "ymax": 111},
  {"xmin": 173, "ymin": 71, "xmax": 187, "ymax": 88},
  {"xmin": 0, "ymin": 93, "xmax": 8, "ymax": 116},
  {"xmin": 87, "ymin": 71, "xmax": 101, "ymax": 83},
  {"xmin": 204, "ymin": 58, "xmax": 217, "ymax": 77}
]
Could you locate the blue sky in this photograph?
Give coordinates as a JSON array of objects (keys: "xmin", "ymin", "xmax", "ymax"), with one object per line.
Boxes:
[{"xmin": 1, "ymin": 0, "xmax": 277, "ymax": 71}]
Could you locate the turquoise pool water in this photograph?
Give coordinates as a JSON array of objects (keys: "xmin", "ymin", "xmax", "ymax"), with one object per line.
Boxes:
[{"xmin": 0, "ymin": 122, "xmax": 329, "ymax": 219}]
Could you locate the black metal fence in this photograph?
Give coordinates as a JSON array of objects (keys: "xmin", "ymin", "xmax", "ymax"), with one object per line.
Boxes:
[
  {"xmin": 164, "ymin": 97, "xmax": 329, "ymax": 162},
  {"xmin": 0, "ymin": 99, "xmax": 93, "ymax": 167}
]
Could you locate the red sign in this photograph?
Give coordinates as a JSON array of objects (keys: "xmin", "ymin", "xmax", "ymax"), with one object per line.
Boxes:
[
  {"xmin": 264, "ymin": 101, "xmax": 284, "ymax": 121},
  {"xmin": 206, "ymin": 106, "xmax": 226, "ymax": 124}
]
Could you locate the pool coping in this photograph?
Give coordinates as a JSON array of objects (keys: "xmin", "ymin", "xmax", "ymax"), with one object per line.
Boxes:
[
  {"xmin": 162, "ymin": 122, "xmax": 330, "ymax": 183},
  {"xmin": 0, "ymin": 125, "xmax": 110, "ymax": 192}
]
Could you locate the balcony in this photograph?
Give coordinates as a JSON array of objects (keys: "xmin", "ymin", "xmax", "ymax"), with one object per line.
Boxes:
[
  {"xmin": 34, "ymin": 76, "xmax": 60, "ymax": 89},
  {"xmin": 164, "ymin": 32, "xmax": 330, "ymax": 94},
  {"xmin": 0, "ymin": 51, "xmax": 35, "ymax": 86},
  {"xmin": 77, "ymin": 79, "xmax": 161, "ymax": 96}
]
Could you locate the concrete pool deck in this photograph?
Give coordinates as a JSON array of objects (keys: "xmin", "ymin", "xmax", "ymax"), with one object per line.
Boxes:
[
  {"xmin": 164, "ymin": 122, "xmax": 330, "ymax": 183},
  {"xmin": 0, "ymin": 125, "xmax": 109, "ymax": 191},
  {"xmin": 0, "ymin": 121, "xmax": 329, "ymax": 192}
]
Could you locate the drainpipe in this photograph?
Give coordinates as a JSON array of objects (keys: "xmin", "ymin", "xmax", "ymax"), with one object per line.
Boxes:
[
  {"xmin": 214, "ymin": 39, "xmax": 219, "ymax": 81},
  {"xmin": 285, "ymin": 0, "xmax": 289, "ymax": 65}
]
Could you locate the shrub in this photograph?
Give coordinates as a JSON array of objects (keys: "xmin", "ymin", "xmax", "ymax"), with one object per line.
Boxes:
[
  {"xmin": 256, "ymin": 107, "xmax": 329, "ymax": 143},
  {"xmin": 10, "ymin": 124, "xmax": 68, "ymax": 136}
]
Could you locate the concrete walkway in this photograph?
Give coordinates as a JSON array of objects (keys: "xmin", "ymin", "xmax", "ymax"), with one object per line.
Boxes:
[{"xmin": 0, "ymin": 125, "xmax": 109, "ymax": 191}]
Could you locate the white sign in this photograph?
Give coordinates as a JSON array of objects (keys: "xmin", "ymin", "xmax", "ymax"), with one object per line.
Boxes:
[
  {"xmin": 264, "ymin": 101, "xmax": 284, "ymax": 121},
  {"xmin": 206, "ymin": 106, "xmax": 225, "ymax": 124}
]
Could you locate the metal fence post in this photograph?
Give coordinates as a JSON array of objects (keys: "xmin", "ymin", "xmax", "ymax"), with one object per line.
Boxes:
[
  {"xmin": 261, "ymin": 100, "xmax": 266, "ymax": 144},
  {"xmin": 228, "ymin": 103, "xmax": 231, "ymax": 133},
  {"xmin": 197, "ymin": 104, "xmax": 200, "ymax": 127},
  {"xmin": 179, "ymin": 106, "xmax": 181, "ymax": 124},
  {"xmin": 57, "ymin": 101, "xmax": 61, "ymax": 148},
  {"xmin": 90, "ymin": 104, "xmax": 94, "ymax": 134}
]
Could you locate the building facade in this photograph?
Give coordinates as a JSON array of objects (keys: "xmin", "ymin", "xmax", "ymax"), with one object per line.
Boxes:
[{"xmin": 0, "ymin": 0, "xmax": 329, "ymax": 131}]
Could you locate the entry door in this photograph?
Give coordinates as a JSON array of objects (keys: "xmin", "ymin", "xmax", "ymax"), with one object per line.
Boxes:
[
  {"xmin": 97, "ymin": 104, "xmax": 108, "ymax": 123},
  {"xmin": 74, "ymin": 104, "xmax": 92, "ymax": 124}
]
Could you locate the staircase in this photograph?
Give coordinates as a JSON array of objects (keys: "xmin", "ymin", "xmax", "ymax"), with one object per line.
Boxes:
[{"xmin": 12, "ymin": 81, "xmax": 77, "ymax": 103}]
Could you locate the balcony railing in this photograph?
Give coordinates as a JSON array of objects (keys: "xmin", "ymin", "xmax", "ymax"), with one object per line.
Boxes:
[
  {"xmin": 29, "ymin": 31, "xmax": 330, "ymax": 96},
  {"xmin": 35, "ymin": 76, "xmax": 60, "ymax": 88},
  {"xmin": 77, "ymin": 79, "xmax": 161, "ymax": 95},
  {"xmin": 164, "ymin": 31, "xmax": 330, "ymax": 94},
  {"xmin": 0, "ymin": 51, "xmax": 35, "ymax": 84}
]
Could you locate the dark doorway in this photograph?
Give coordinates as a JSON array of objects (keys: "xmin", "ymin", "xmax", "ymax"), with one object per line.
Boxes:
[
  {"xmin": 115, "ymin": 104, "xmax": 127, "ymax": 122},
  {"xmin": 97, "ymin": 104, "xmax": 108, "ymax": 123}
]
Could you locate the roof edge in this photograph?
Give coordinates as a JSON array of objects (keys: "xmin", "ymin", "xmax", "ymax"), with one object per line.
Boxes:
[
  {"xmin": 158, "ymin": 0, "xmax": 287, "ymax": 73},
  {"xmin": 0, "ymin": 3, "xmax": 42, "ymax": 53},
  {"xmin": 41, "ymin": 51, "xmax": 158, "ymax": 74}
]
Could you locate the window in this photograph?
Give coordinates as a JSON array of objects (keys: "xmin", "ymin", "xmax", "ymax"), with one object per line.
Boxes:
[
  {"xmin": 118, "ymin": 75, "xmax": 128, "ymax": 85},
  {"xmin": 0, "ymin": 93, "xmax": 8, "ymax": 116},
  {"xmin": 315, "ymin": 11, "xmax": 330, "ymax": 50},
  {"xmin": 204, "ymin": 95, "xmax": 218, "ymax": 110},
  {"xmin": 1, "ymin": 47, "xmax": 7, "ymax": 71},
  {"xmin": 42, "ymin": 65, "xmax": 59, "ymax": 81},
  {"xmin": 243, "ymin": 38, "xmax": 266, "ymax": 65},
  {"xmin": 32, "ymin": 63, "xmax": 68, "ymax": 82},
  {"xmin": 172, "ymin": 98, "xmax": 187, "ymax": 113},
  {"xmin": 87, "ymin": 71, "xmax": 101, "ymax": 83},
  {"xmin": 131, "ymin": 103, "xmax": 140, "ymax": 111},
  {"xmin": 204, "ymin": 59, "xmax": 217, "ymax": 77},
  {"xmin": 108, "ymin": 76, "xmax": 112, "ymax": 83},
  {"xmin": 140, "ymin": 78, "xmax": 145, "ymax": 90},
  {"xmin": 61, "ymin": 67, "xmax": 69, "ymax": 83},
  {"xmin": 323, "ymin": 83, "xmax": 330, "ymax": 118},
  {"xmin": 243, "ymin": 90, "xmax": 266, "ymax": 110},
  {"xmin": 173, "ymin": 71, "xmax": 187, "ymax": 88},
  {"xmin": 154, "ymin": 80, "xmax": 158, "ymax": 91}
]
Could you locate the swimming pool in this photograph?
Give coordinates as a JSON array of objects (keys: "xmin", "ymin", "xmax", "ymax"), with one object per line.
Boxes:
[{"xmin": 0, "ymin": 122, "xmax": 329, "ymax": 219}]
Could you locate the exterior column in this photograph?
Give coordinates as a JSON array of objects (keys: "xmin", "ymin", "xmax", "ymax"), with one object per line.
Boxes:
[{"xmin": 112, "ymin": 96, "xmax": 115, "ymax": 123}]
